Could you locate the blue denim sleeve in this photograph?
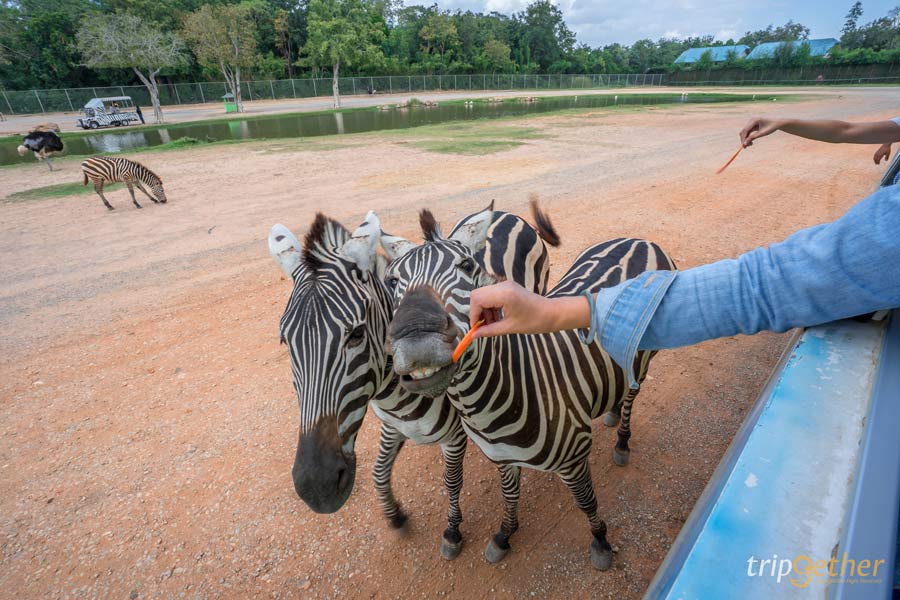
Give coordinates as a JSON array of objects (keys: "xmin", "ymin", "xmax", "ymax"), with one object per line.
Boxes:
[{"xmin": 589, "ymin": 185, "xmax": 900, "ymax": 389}]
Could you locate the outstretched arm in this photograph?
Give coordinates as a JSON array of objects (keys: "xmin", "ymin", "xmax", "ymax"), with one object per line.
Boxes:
[
  {"xmin": 471, "ymin": 186, "xmax": 900, "ymax": 388},
  {"xmin": 740, "ymin": 117, "xmax": 900, "ymax": 147}
]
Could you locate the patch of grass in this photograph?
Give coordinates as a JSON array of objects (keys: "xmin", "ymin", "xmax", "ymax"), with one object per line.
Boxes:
[
  {"xmin": 412, "ymin": 139, "xmax": 524, "ymax": 155},
  {"xmin": 5, "ymin": 181, "xmax": 122, "ymax": 202},
  {"xmin": 391, "ymin": 121, "xmax": 544, "ymax": 155}
]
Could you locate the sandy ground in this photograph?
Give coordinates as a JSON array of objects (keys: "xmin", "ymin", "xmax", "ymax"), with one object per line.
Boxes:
[
  {"xmin": 0, "ymin": 84, "xmax": 853, "ymax": 136},
  {"xmin": 0, "ymin": 86, "xmax": 897, "ymax": 599}
]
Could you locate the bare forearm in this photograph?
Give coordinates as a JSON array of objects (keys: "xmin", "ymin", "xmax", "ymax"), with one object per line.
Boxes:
[
  {"xmin": 779, "ymin": 118, "xmax": 900, "ymax": 144},
  {"xmin": 546, "ymin": 295, "xmax": 592, "ymax": 331}
]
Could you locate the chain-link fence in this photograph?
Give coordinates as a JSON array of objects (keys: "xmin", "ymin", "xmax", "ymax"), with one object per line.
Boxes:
[
  {"xmin": 2, "ymin": 65, "xmax": 897, "ymax": 115},
  {"xmin": 664, "ymin": 63, "xmax": 899, "ymax": 85},
  {"xmin": 0, "ymin": 73, "xmax": 665, "ymax": 115}
]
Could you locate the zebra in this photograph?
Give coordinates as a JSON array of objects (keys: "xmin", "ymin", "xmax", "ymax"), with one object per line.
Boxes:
[
  {"xmin": 267, "ymin": 202, "xmax": 559, "ymax": 560},
  {"xmin": 381, "ymin": 206, "xmax": 676, "ymax": 570},
  {"xmin": 81, "ymin": 157, "xmax": 167, "ymax": 210}
]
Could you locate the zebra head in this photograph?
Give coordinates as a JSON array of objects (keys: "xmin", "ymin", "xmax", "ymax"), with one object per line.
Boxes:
[
  {"xmin": 269, "ymin": 211, "xmax": 389, "ymax": 514},
  {"xmin": 383, "ymin": 206, "xmax": 495, "ymax": 399},
  {"xmin": 150, "ymin": 180, "xmax": 167, "ymax": 204}
]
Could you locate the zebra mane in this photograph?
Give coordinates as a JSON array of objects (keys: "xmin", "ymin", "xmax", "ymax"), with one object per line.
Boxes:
[
  {"xmin": 303, "ymin": 213, "xmax": 350, "ymax": 271},
  {"xmin": 419, "ymin": 209, "xmax": 441, "ymax": 242},
  {"xmin": 136, "ymin": 161, "xmax": 163, "ymax": 184}
]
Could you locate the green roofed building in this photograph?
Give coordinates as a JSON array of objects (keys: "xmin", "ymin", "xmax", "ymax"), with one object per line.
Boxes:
[
  {"xmin": 746, "ymin": 38, "xmax": 839, "ymax": 60},
  {"xmin": 674, "ymin": 45, "xmax": 750, "ymax": 64}
]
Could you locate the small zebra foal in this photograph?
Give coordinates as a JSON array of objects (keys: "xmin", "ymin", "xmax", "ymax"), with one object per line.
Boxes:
[{"xmin": 81, "ymin": 156, "xmax": 167, "ymax": 210}]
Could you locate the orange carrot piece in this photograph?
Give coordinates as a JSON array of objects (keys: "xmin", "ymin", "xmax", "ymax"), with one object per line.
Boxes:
[
  {"xmin": 716, "ymin": 145, "xmax": 744, "ymax": 174},
  {"xmin": 452, "ymin": 320, "xmax": 485, "ymax": 363}
]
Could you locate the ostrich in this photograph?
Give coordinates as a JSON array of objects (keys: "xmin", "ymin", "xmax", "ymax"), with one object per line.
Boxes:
[{"xmin": 17, "ymin": 128, "xmax": 64, "ymax": 171}]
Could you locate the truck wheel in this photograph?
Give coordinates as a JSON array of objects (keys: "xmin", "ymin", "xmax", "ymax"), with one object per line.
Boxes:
[{"xmin": 89, "ymin": 121, "xmax": 99, "ymax": 129}]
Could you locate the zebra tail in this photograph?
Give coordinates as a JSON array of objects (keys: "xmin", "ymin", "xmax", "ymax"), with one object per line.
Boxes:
[
  {"xmin": 529, "ymin": 195, "xmax": 561, "ymax": 247},
  {"xmin": 83, "ymin": 171, "xmax": 87, "ymax": 186}
]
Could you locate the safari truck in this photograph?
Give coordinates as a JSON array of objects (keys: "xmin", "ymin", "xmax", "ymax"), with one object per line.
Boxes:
[{"xmin": 76, "ymin": 96, "xmax": 139, "ymax": 129}]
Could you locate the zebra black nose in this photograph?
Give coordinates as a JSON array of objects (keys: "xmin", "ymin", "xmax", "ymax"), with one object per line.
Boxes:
[{"xmin": 291, "ymin": 419, "xmax": 356, "ymax": 514}]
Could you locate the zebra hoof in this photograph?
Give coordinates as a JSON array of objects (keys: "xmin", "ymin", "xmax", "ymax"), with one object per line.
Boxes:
[
  {"xmin": 612, "ymin": 447, "xmax": 630, "ymax": 467},
  {"xmin": 389, "ymin": 512, "xmax": 409, "ymax": 535},
  {"xmin": 440, "ymin": 538, "xmax": 463, "ymax": 561},
  {"xmin": 484, "ymin": 539, "xmax": 509, "ymax": 564},
  {"xmin": 590, "ymin": 539, "xmax": 613, "ymax": 571},
  {"xmin": 602, "ymin": 411, "xmax": 620, "ymax": 427}
]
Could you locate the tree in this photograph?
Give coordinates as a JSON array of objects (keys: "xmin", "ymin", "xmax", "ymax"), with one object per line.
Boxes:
[
  {"xmin": 183, "ymin": 3, "xmax": 260, "ymax": 113},
  {"xmin": 274, "ymin": 8, "xmax": 295, "ymax": 78},
  {"xmin": 418, "ymin": 11, "xmax": 459, "ymax": 72},
  {"xmin": 477, "ymin": 38, "xmax": 514, "ymax": 73},
  {"xmin": 739, "ymin": 21, "xmax": 810, "ymax": 47},
  {"xmin": 299, "ymin": 0, "xmax": 385, "ymax": 108},
  {"xmin": 695, "ymin": 49, "xmax": 714, "ymax": 71},
  {"xmin": 519, "ymin": 0, "xmax": 575, "ymax": 71},
  {"xmin": 76, "ymin": 13, "xmax": 187, "ymax": 123},
  {"xmin": 843, "ymin": 1, "xmax": 864, "ymax": 34}
]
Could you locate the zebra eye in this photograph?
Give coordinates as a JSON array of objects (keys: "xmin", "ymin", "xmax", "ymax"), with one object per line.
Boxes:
[
  {"xmin": 346, "ymin": 324, "xmax": 366, "ymax": 347},
  {"xmin": 386, "ymin": 277, "xmax": 399, "ymax": 291},
  {"xmin": 458, "ymin": 258, "xmax": 475, "ymax": 275}
]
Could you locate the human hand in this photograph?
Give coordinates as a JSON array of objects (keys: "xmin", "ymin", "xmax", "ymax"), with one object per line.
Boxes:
[
  {"xmin": 874, "ymin": 143, "xmax": 892, "ymax": 165},
  {"xmin": 469, "ymin": 280, "xmax": 590, "ymax": 338},
  {"xmin": 740, "ymin": 117, "xmax": 783, "ymax": 147}
]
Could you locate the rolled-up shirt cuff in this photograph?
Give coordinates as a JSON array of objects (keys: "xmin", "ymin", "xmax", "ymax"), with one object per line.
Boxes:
[{"xmin": 587, "ymin": 270, "xmax": 678, "ymax": 389}]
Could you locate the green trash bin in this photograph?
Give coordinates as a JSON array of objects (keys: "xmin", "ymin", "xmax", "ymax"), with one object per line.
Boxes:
[{"xmin": 222, "ymin": 93, "xmax": 237, "ymax": 113}]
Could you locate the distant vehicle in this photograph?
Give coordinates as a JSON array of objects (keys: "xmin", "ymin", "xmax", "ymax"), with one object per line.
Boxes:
[{"xmin": 76, "ymin": 96, "xmax": 140, "ymax": 130}]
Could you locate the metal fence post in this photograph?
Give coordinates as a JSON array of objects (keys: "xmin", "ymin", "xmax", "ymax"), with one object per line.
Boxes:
[
  {"xmin": 63, "ymin": 88, "xmax": 74, "ymax": 111},
  {"xmin": 173, "ymin": 84, "xmax": 181, "ymax": 104},
  {"xmin": 199, "ymin": 84, "xmax": 205, "ymax": 103},
  {"xmin": 312, "ymin": 78, "xmax": 317, "ymax": 96},
  {"xmin": 270, "ymin": 79, "xmax": 275, "ymax": 99},
  {"xmin": 33, "ymin": 90, "xmax": 45, "ymax": 113},
  {"xmin": 290, "ymin": 78, "xmax": 296, "ymax": 98},
  {"xmin": 2, "ymin": 90, "xmax": 14, "ymax": 114},
  {"xmin": 389, "ymin": 76, "xmax": 393, "ymax": 94},
  {"xmin": 352, "ymin": 78, "xmax": 356, "ymax": 95}
]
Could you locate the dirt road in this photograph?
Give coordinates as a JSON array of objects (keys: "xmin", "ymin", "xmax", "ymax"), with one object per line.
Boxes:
[{"xmin": 1, "ymin": 86, "xmax": 897, "ymax": 599}]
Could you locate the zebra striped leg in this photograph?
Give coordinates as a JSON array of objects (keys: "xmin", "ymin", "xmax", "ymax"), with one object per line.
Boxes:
[
  {"xmin": 558, "ymin": 460, "xmax": 613, "ymax": 571},
  {"xmin": 613, "ymin": 388, "xmax": 639, "ymax": 467},
  {"xmin": 439, "ymin": 431, "xmax": 467, "ymax": 560},
  {"xmin": 135, "ymin": 181, "xmax": 158, "ymax": 203},
  {"xmin": 125, "ymin": 182, "xmax": 142, "ymax": 209},
  {"xmin": 484, "ymin": 464, "xmax": 521, "ymax": 564},
  {"xmin": 372, "ymin": 423, "xmax": 408, "ymax": 531},
  {"xmin": 94, "ymin": 182, "xmax": 114, "ymax": 210}
]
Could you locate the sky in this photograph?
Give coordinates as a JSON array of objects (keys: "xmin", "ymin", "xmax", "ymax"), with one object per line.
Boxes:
[{"xmin": 433, "ymin": 0, "xmax": 899, "ymax": 47}]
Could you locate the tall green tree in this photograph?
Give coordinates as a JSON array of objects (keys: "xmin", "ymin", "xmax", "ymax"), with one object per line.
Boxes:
[
  {"xmin": 843, "ymin": 1, "xmax": 864, "ymax": 34},
  {"xmin": 183, "ymin": 3, "xmax": 261, "ymax": 113},
  {"xmin": 299, "ymin": 0, "xmax": 385, "ymax": 108},
  {"xmin": 76, "ymin": 13, "xmax": 188, "ymax": 123},
  {"xmin": 519, "ymin": 0, "xmax": 574, "ymax": 71}
]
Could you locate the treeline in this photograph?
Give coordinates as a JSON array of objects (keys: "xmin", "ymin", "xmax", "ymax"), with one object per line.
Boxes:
[{"xmin": 1, "ymin": 1, "xmax": 898, "ymax": 91}]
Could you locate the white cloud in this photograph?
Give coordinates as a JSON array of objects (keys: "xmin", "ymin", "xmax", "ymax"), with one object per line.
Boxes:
[{"xmin": 433, "ymin": 0, "xmax": 846, "ymax": 47}]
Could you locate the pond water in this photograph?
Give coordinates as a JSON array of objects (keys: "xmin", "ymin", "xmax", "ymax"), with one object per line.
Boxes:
[{"xmin": 1, "ymin": 93, "xmax": 777, "ymax": 167}]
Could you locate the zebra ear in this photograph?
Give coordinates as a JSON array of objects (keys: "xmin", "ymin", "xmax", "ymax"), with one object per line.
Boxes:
[
  {"xmin": 380, "ymin": 231, "xmax": 415, "ymax": 260},
  {"xmin": 448, "ymin": 203, "xmax": 493, "ymax": 254},
  {"xmin": 269, "ymin": 224, "xmax": 303, "ymax": 279},
  {"xmin": 339, "ymin": 210, "xmax": 381, "ymax": 274}
]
